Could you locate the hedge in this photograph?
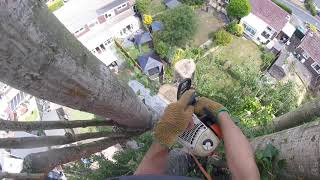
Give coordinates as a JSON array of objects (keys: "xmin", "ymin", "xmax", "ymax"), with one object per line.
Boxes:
[
  {"xmin": 305, "ymin": 0, "xmax": 317, "ymax": 16},
  {"xmin": 271, "ymin": 0, "xmax": 292, "ymax": 14}
]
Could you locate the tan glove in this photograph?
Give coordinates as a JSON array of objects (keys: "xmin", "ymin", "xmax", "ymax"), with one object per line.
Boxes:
[
  {"xmin": 154, "ymin": 90, "xmax": 195, "ymax": 147},
  {"xmin": 194, "ymin": 97, "xmax": 228, "ymax": 117}
]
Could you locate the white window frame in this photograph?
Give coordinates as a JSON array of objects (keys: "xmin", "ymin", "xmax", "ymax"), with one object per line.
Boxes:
[
  {"xmin": 311, "ymin": 62, "xmax": 320, "ymax": 74},
  {"xmin": 243, "ymin": 23, "xmax": 256, "ymax": 36},
  {"xmin": 74, "ymin": 27, "xmax": 86, "ymax": 35}
]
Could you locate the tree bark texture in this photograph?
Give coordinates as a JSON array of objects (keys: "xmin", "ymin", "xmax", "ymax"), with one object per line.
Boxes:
[
  {"xmin": 174, "ymin": 59, "xmax": 196, "ymax": 84},
  {"xmin": 0, "ymin": 131, "xmax": 132, "ymax": 149},
  {"xmin": 0, "ymin": 1, "xmax": 152, "ymax": 129},
  {"xmin": 0, "ymin": 119, "xmax": 116, "ymax": 131},
  {"xmin": 271, "ymin": 97, "xmax": 320, "ymax": 131},
  {"xmin": 251, "ymin": 121, "xmax": 320, "ymax": 179},
  {"xmin": 0, "ymin": 172, "xmax": 44, "ymax": 180},
  {"xmin": 23, "ymin": 136, "xmax": 129, "ymax": 173}
]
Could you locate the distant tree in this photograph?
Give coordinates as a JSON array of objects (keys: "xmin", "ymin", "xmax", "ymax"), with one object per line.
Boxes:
[
  {"xmin": 305, "ymin": 0, "xmax": 317, "ymax": 16},
  {"xmin": 212, "ymin": 29, "xmax": 233, "ymax": 46},
  {"xmin": 226, "ymin": 22, "xmax": 244, "ymax": 36},
  {"xmin": 227, "ymin": 0, "xmax": 251, "ymax": 19},
  {"xmin": 154, "ymin": 39, "xmax": 170, "ymax": 59},
  {"xmin": 156, "ymin": 5, "xmax": 197, "ymax": 47},
  {"xmin": 181, "ymin": 0, "xmax": 205, "ymax": 6},
  {"xmin": 136, "ymin": 0, "xmax": 151, "ymax": 14}
]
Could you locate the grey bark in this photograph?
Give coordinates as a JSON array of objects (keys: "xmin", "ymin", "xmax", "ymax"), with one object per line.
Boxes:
[
  {"xmin": 251, "ymin": 120, "xmax": 320, "ymax": 179},
  {"xmin": 0, "ymin": 131, "xmax": 132, "ymax": 149},
  {"xmin": 0, "ymin": 119, "xmax": 116, "ymax": 131},
  {"xmin": 0, "ymin": 172, "xmax": 44, "ymax": 180},
  {"xmin": 255, "ymin": 97, "xmax": 320, "ymax": 132},
  {"xmin": 23, "ymin": 136, "xmax": 129, "ymax": 173},
  {"xmin": 0, "ymin": 1, "xmax": 152, "ymax": 129}
]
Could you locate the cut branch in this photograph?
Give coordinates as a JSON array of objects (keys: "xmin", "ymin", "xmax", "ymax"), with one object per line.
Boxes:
[
  {"xmin": 0, "ymin": 131, "xmax": 135, "ymax": 149},
  {"xmin": 0, "ymin": 172, "xmax": 44, "ymax": 180},
  {"xmin": 23, "ymin": 136, "xmax": 129, "ymax": 173},
  {"xmin": 0, "ymin": 119, "xmax": 116, "ymax": 131}
]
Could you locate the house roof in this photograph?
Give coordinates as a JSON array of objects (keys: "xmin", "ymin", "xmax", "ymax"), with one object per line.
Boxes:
[
  {"xmin": 134, "ymin": 32, "xmax": 152, "ymax": 45},
  {"xmin": 250, "ymin": 0, "xmax": 290, "ymax": 32},
  {"xmin": 151, "ymin": 21, "xmax": 164, "ymax": 32},
  {"xmin": 54, "ymin": 0, "xmax": 126, "ymax": 32},
  {"xmin": 299, "ymin": 31, "xmax": 320, "ymax": 63},
  {"xmin": 138, "ymin": 52, "xmax": 163, "ymax": 75},
  {"xmin": 165, "ymin": 0, "xmax": 181, "ymax": 9}
]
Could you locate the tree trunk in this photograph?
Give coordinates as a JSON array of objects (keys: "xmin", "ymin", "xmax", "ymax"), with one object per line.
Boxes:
[
  {"xmin": 0, "ymin": 172, "xmax": 44, "ymax": 180},
  {"xmin": 0, "ymin": 131, "xmax": 134, "ymax": 149},
  {"xmin": 0, "ymin": 119, "xmax": 116, "ymax": 131},
  {"xmin": 23, "ymin": 136, "xmax": 129, "ymax": 173},
  {"xmin": 0, "ymin": 1, "xmax": 152, "ymax": 129},
  {"xmin": 251, "ymin": 120, "xmax": 320, "ymax": 179},
  {"xmin": 174, "ymin": 59, "xmax": 196, "ymax": 84},
  {"xmin": 255, "ymin": 97, "xmax": 320, "ymax": 132}
]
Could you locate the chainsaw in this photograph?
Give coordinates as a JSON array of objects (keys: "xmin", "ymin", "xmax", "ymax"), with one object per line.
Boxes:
[{"xmin": 177, "ymin": 79, "xmax": 222, "ymax": 157}]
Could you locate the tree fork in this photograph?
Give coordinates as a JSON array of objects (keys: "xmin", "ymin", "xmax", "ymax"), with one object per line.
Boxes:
[{"xmin": 0, "ymin": 1, "xmax": 152, "ymax": 129}]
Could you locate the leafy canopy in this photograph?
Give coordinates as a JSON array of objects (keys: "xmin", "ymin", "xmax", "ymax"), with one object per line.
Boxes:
[
  {"xmin": 212, "ymin": 29, "xmax": 233, "ymax": 46},
  {"xmin": 181, "ymin": 0, "xmax": 205, "ymax": 6},
  {"xmin": 226, "ymin": 22, "xmax": 244, "ymax": 37},
  {"xmin": 155, "ymin": 5, "xmax": 197, "ymax": 47},
  {"xmin": 136, "ymin": 0, "xmax": 151, "ymax": 14},
  {"xmin": 227, "ymin": 0, "xmax": 251, "ymax": 19}
]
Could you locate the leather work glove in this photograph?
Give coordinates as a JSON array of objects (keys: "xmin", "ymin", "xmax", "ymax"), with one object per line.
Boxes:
[
  {"xmin": 194, "ymin": 97, "xmax": 228, "ymax": 118},
  {"xmin": 154, "ymin": 90, "xmax": 195, "ymax": 147}
]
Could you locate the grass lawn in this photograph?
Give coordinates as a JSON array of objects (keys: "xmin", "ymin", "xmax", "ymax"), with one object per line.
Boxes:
[
  {"xmin": 127, "ymin": 44, "xmax": 152, "ymax": 60},
  {"xmin": 148, "ymin": 0, "xmax": 166, "ymax": 16},
  {"xmin": 192, "ymin": 9, "xmax": 226, "ymax": 46},
  {"xmin": 213, "ymin": 36, "xmax": 263, "ymax": 68}
]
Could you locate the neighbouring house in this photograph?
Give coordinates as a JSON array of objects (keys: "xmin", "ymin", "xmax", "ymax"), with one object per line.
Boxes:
[
  {"xmin": 151, "ymin": 21, "xmax": 164, "ymax": 32},
  {"xmin": 240, "ymin": 0, "xmax": 295, "ymax": 49},
  {"xmin": 165, "ymin": 0, "xmax": 181, "ymax": 9},
  {"xmin": 294, "ymin": 31, "xmax": 320, "ymax": 91},
  {"xmin": 54, "ymin": 0, "xmax": 141, "ymax": 69},
  {"xmin": 134, "ymin": 32, "xmax": 153, "ymax": 46},
  {"xmin": 138, "ymin": 52, "xmax": 164, "ymax": 80}
]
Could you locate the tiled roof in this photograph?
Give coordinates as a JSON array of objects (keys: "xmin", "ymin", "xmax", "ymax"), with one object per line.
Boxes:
[
  {"xmin": 299, "ymin": 31, "xmax": 320, "ymax": 63},
  {"xmin": 250, "ymin": 0, "xmax": 290, "ymax": 32}
]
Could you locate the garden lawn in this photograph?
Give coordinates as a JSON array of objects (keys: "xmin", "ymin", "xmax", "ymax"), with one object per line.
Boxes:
[
  {"xmin": 148, "ymin": 0, "xmax": 166, "ymax": 16},
  {"xmin": 213, "ymin": 36, "xmax": 263, "ymax": 68},
  {"xmin": 127, "ymin": 44, "xmax": 151, "ymax": 60}
]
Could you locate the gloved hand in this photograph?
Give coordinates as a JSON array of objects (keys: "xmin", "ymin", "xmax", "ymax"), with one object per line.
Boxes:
[
  {"xmin": 194, "ymin": 97, "xmax": 228, "ymax": 117},
  {"xmin": 154, "ymin": 90, "xmax": 195, "ymax": 147}
]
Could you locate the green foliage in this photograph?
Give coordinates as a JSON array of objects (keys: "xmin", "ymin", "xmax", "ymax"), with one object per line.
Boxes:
[
  {"xmin": 226, "ymin": 22, "xmax": 244, "ymax": 37},
  {"xmin": 255, "ymin": 144, "xmax": 286, "ymax": 180},
  {"xmin": 305, "ymin": 0, "xmax": 317, "ymax": 16},
  {"xmin": 136, "ymin": 0, "xmax": 151, "ymax": 14},
  {"xmin": 181, "ymin": 0, "xmax": 205, "ymax": 6},
  {"xmin": 261, "ymin": 50, "xmax": 276, "ymax": 70},
  {"xmin": 154, "ymin": 40, "xmax": 170, "ymax": 59},
  {"xmin": 65, "ymin": 133, "xmax": 153, "ymax": 179},
  {"xmin": 212, "ymin": 29, "xmax": 233, "ymax": 46},
  {"xmin": 156, "ymin": 5, "xmax": 197, "ymax": 47},
  {"xmin": 47, "ymin": 0, "xmax": 64, "ymax": 12},
  {"xmin": 227, "ymin": 0, "xmax": 251, "ymax": 19},
  {"xmin": 271, "ymin": 0, "xmax": 293, "ymax": 14}
]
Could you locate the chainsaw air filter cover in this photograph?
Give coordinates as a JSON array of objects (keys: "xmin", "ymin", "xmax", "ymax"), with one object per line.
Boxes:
[{"xmin": 177, "ymin": 114, "xmax": 220, "ymax": 157}]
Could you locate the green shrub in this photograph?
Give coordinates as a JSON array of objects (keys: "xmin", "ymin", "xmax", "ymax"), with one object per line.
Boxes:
[
  {"xmin": 227, "ymin": 0, "xmax": 251, "ymax": 19},
  {"xmin": 154, "ymin": 40, "xmax": 170, "ymax": 59},
  {"xmin": 261, "ymin": 51, "xmax": 276, "ymax": 70},
  {"xmin": 271, "ymin": 0, "xmax": 293, "ymax": 14},
  {"xmin": 305, "ymin": 0, "xmax": 317, "ymax": 16},
  {"xmin": 136, "ymin": 0, "xmax": 151, "ymax": 14},
  {"xmin": 212, "ymin": 29, "xmax": 233, "ymax": 46},
  {"xmin": 181, "ymin": 0, "xmax": 205, "ymax": 6},
  {"xmin": 226, "ymin": 22, "xmax": 244, "ymax": 36},
  {"xmin": 47, "ymin": 0, "xmax": 64, "ymax": 12}
]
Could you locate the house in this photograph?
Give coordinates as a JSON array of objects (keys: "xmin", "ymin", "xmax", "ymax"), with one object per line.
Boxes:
[
  {"xmin": 240, "ymin": 0, "xmax": 295, "ymax": 47},
  {"xmin": 165, "ymin": 0, "xmax": 181, "ymax": 9},
  {"xmin": 54, "ymin": 0, "xmax": 141, "ymax": 69},
  {"xmin": 294, "ymin": 31, "xmax": 320, "ymax": 90},
  {"xmin": 134, "ymin": 32, "xmax": 153, "ymax": 46},
  {"xmin": 138, "ymin": 52, "xmax": 164, "ymax": 80}
]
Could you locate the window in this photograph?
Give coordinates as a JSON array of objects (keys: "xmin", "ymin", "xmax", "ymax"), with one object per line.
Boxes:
[
  {"xmin": 100, "ymin": 44, "xmax": 106, "ymax": 51},
  {"xmin": 88, "ymin": 20, "xmax": 98, "ymax": 28},
  {"xmin": 104, "ymin": 38, "xmax": 113, "ymax": 46},
  {"xmin": 266, "ymin": 27, "xmax": 272, "ymax": 31},
  {"xmin": 117, "ymin": 3, "xmax": 127, "ymax": 10},
  {"xmin": 302, "ymin": 51, "xmax": 310, "ymax": 59},
  {"xmin": 95, "ymin": 47, "xmax": 102, "ymax": 54},
  {"xmin": 105, "ymin": 13, "xmax": 112, "ymax": 19},
  {"xmin": 74, "ymin": 27, "xmax": 86, "ymax": 35},
  {"xmin": 261, "ymin": 31, "xmax": 271, "ymax": 39},
  {"xmin": 243, "ymin": 23, "xmax": 256, "ymax": 36},
  {"xmin": 311, "ymin": 62, "xmax": 320, "ymax": 74}
]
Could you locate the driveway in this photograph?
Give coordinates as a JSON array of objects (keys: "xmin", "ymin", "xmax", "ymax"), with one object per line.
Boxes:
[{"xmin": 277, "ymin": 0, "xmax": 320, "ymax": 29}]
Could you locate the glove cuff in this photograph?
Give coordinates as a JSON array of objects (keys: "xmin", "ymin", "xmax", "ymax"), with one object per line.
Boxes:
[{"xmin": 217, "ymin": 107, "xmax": 229, "ymax": 115}]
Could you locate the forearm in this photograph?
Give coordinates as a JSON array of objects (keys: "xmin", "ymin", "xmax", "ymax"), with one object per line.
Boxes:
[
  {"xmin": 135, "ymin": 142, "xmax": 169, "ymax": 175},
  {"xmin": 218, "ymin": 112, "xmax": 260, "ymax": 180}
]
